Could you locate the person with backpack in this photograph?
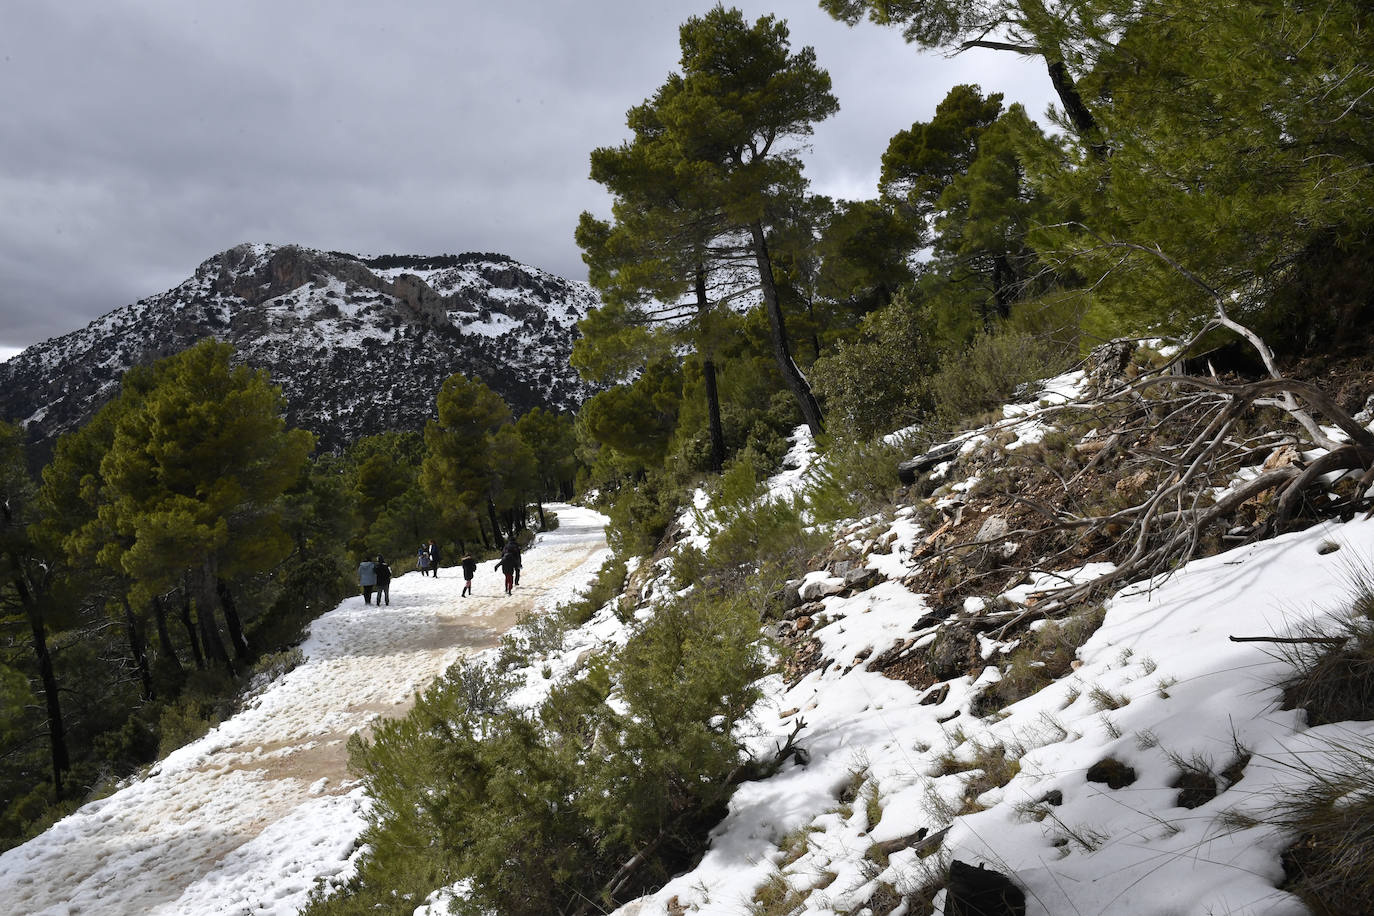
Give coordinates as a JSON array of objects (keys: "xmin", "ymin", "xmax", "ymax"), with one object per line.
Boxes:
[
  {"xmin": 374, "ymin": 556, "xmax": 392, "ymax": 606},
  {"xmin": 357, "ymin": 556, "xmax": 377, "ymax": 605},
  {"xmin": 461, "ymin": 554, "xmax": 477, "ymax": 597}
]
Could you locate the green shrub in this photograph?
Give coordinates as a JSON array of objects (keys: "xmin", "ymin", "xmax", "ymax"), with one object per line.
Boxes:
[
  {"xmin": 603, "ymin": 469, "xmax": 685, "ymax": 558},
  {"xmin": 802, "ymin": 436, "xmax": 906, "ymax": 525},
  {"xmin": 811, "ymin": 289, "xmax": 936, "ymax": 439},
  {"xmin": 557, "ymin": 554, "xmax": 628, "ymax": 628},
  {"xmin": 311, "ymin": 592, "xmax": 770, "ymax": 916},
  {"xmin": 156, "ymin": 701, "xmax": 214, "ymax": 760},
  {"xmin": 154, "ymin": 669, "xmax": 236, "ymax": 759},
  {"xmin": 687, "ymin": 459, "xmax": 827, "ymax": 615},
  {"xmin": 980, "ymin": 604, "xmax": 1107, "ymax": 712},
  {"xmin": 926, "ymin": 328, "xmax": 1075, "ymax": 424}
]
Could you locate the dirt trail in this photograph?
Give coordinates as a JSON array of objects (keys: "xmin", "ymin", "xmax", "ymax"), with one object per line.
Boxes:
[{"xmin": 0, "ymin": 505, "xmax": 607, "ymax": 916}]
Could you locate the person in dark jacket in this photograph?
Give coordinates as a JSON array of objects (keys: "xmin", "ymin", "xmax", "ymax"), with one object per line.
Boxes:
[
  {"xmin": 374, "ymin": 556, "xmax": 392, "ymax": 606},
  {"xmin": 461, "ymin": 554, "xmax": 477, "ymax": 597},
  {"xmin": 426, "ymin": 539, "xmax": 441, "ymax": 577},
  {"xmin": 493, "ymin": 540, "xmax": 521, "ymax": 595}
]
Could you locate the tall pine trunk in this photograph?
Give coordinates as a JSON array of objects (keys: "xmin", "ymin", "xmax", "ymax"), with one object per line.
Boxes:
[
  {"xmin": 695, "ymin": 265, "xmax": 726, "ymax": 474},
  {"xmin": 150, "ymin": 594, "xmax": 183, "ymax": 680},
  {"xmin": 195, "ymin": 593, "xmax": 234, "ymax": 677},
  {"xmin": 487, "ymin": 498, "xmax": 506, "ymax": 548},
  {"xmin": 1043, "ymin": 59, "xmax": 1104, "ymax": 158},
  {"xmin": 14, "ymin": 576, "xmax": 70, "ymax": 797},
  {"xmin": 215, "ymin": 577, "xmax": 250, "ymax": 666},
  {"xmin": 749, "ymin": 221, "xmax": 824, "ymax": 436},
  {"xmin": 120, "ymin": 595, "xmax": 154, "ymax": 701},
  {"xmin": 180, "ymin": 592, "xmax": 206, "ymax": 670}
]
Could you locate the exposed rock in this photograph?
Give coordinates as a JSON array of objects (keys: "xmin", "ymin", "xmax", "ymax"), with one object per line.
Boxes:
[
  {"xmin": 843, "ymin": 566, "xmax": 882, "ymax": 591},
  {"xmin": 1083, "ymin": 338, "xmax": 1138, "ymax": 396},
  {"xmin": 975, "ymin": 515, "xmax": 1010, "ymax": 542},
  {"xmin": 920, "ymin": 683, "xmax": 950, "ymax": 706},
  {"xmin": 946, "ymin": 860, "xmax": 1027, "ymax": 916},
  {"xmin": 1115, "ymin": 470, "xmax": 1152, "ymax": 499},
  {"xmin": 799, "ymin": 576, "xmax": 846, "ymax": 602},
  {"xmin": 785, "ymin": 600, "xmax": 825, "ymax": 622},
  {"xmin": 781, "ymin": 579, "xmax": 804, "ymax": 611},
  {"xmin": 1263, "ymin": 444, "xmax": 1302, "ymax": 470},
  {"xmin": 1085, "ymin": 757, "xmax": 1137, "ymax": 789},
  {"xmin": 926, "ymin": 624, "xmax": 980, "ymax": 680}
]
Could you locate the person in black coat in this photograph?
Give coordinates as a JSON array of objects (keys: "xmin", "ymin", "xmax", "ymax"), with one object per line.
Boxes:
[
  {"xmin": 426, "ymin": 539, "xmax": 441, "ymax": 577},
  {"xmin": 374, "ymin": 556, "xmax": 392, "ymax": 606},
  {"xmin": 461, "ymin": 554, "xmax": 477, "ymax": 597},
  {"xmin": 494, "ymin": 539, "xmax": 521, "ymax": 595}
]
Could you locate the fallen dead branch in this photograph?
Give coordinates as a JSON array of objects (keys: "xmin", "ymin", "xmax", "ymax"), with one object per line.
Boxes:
[{"xmin": 895, "ymin": 311, "xmax": 1374, "ymax": 639}]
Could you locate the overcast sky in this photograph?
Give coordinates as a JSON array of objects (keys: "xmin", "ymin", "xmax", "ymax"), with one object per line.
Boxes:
[{"xmin": 0, "ymin": 0, "xmax": 1058, "ymax": 359}]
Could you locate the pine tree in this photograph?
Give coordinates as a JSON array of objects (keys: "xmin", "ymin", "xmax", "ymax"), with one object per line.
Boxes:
[
  {"xmin": 1030, "ymin": 0, "xmax": 1374, "ymax": 345},
  {"xmin": 0, "ymin": 422, "xmax": 72, "ymax": 798},
  {"xmin": 584, "ymin": 6, "xmax": 839, "ymax": 437},
  {"xmin": 96, "ymin": 340, "xmax": 314, "ymax": 672},
  {"xmin": 820, "ymin": 0, "xmax": 1106, "ymax": 153},
  {"xmin": 421, "ymin": 374, "xmax": 537, "ymax": 546},
  {"xmin": 514, "ymin": 408, "xmax": 579, "ymax": 503}
]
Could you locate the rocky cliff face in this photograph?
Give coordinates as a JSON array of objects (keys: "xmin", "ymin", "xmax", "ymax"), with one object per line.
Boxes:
[{"xmin": 0, "ymin": 243, "xmax": 600, "ymax": 454}]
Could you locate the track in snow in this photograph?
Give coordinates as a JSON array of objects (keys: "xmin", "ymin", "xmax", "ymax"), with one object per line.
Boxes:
[{"xmin": 0, "ymin": 504, "xmax": 608, "ymax": 915}]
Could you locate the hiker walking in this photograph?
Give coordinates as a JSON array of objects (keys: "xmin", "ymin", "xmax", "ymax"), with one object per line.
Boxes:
[
  {"xmin": 417, "ymin": 544, "xmax": 431, "ymax": 577},
  {"xmin": 374, "ymin": 556, "xmax": 392, "ymax": 606},
  {"xmin": 357, "ymin": 556, "xmax": 377, "ymax": 605},
  {"xmin": 426, "ymin": 539, "xmax": 441, "ymax": 577},
  {"xmin": 494, "ymin": 539, "xmax": 521, "ymax": 596},
  {"xmin": 461, "ymin": 554, "xmax": 477, "ymax": 597}
]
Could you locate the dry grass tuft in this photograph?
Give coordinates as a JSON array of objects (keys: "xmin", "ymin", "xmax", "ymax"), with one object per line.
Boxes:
[
  {"xmin": 1277, "ymin": 613, "xmax": 1374, "ymax": 726},
  {"xmin": 1271, "ymin": 738, "xmax": 1374, "ymax": 914}
]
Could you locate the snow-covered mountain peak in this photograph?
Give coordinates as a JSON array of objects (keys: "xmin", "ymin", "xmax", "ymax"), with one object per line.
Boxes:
[{"xmin": 0, "ymin": 244, "xmax": 601, "ymax": 454}]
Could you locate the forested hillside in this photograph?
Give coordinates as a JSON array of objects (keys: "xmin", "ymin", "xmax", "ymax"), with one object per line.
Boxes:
[
  {"xmin": 1, "ymin": 0, "xmax": 1371, "ymax": 914},
  {"xmin": 0, "ymin": 342, "xmax": 576, "ymax": 851}
]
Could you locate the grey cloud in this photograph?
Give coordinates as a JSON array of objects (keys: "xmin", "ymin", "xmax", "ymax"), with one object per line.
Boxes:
[{"xmin": 1, "ymin": 0, "xmax": 1057, "ymax": 352}]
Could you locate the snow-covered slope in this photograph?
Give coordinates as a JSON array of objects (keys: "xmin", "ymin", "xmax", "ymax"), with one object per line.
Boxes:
[
  {"xmin": 618, "ymin": 488, "xmax": 1372, "ymax": 915},
  {"xmin": 0, "ymin": 244, "xmax": 601, "ymax": 453}
]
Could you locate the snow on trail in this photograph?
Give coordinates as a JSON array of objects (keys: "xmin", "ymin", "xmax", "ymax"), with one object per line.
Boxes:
[{"xmin": 0, "ymin": 504, "xmax": 609, "ymax": 916}]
